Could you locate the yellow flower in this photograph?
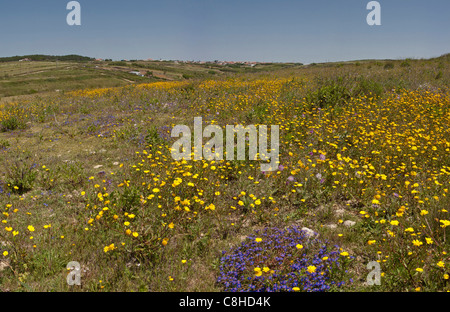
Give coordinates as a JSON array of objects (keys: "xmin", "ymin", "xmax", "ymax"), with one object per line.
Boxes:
[
  {"xmin": 412, "ymin": 240, "xmax": 423, "ymax": 247},
  {"xmin": 425, "ymin": 237, "xmax": 433, "ymax": 245},
  {"xmin": 162, "ymin": 238, "xmax": 169, "ymax": 246},
  {"xmin": 390, "ymin": 220, "xmax": 399, "ymax": 226},
  {"xmin": 2, "ymin": 251, "xmax": 8, "ymax": 256},
  {"xmin": 340, "ymin": 251, "xmax": 349, "ymax": 257},
  {"xmin": 255, "ymin": 238, "xmax": 262, "ymax": 243},
  {"xmin": 368, "ymin": 240, "xmax": 376, "ymax": 245},
  {"xmin": 437, "ymin": 261, "xmax": 445, "ymax": 268},
  {"xmin": 132, "ymin": 232, "xmax": 139, "ymax": 238},
  {"xmin": 415, "ymin": 268, "xmax": 423, "ymax": 272},
  {"xmin": 104, "ymin": 243, "xmax": 116, "ymax": 253},
  {"xmin": 307, "ymin": 266, "xmax": 316, "ymax": 273},
  {"xmin": 27, "ymin": 225, "xmax": 35, "ymax": 232},
  {"xmin": 296, "ymin": 244, "xmax": 303, "ymax": 249},
  {"xmin": 292, "ymin": 287, "xmax": 300, "ymax": 291}
]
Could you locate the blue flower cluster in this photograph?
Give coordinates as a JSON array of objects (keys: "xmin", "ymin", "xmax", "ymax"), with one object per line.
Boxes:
[{"xmin": 217, "ymin": 226, "xmax": 351, "ymax": 292}]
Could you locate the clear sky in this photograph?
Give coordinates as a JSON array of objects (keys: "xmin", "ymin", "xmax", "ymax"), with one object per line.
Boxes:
[{"xmin": 0, "ymin": 0, "xmax": 449, "ymax": 63}]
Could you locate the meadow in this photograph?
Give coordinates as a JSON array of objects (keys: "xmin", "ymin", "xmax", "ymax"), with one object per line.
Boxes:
[{"xmin": 0, "ymin": 54, "xmax": 449, "ymax": 292}]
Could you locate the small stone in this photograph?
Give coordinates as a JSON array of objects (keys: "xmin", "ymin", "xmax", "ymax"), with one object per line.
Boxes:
[
  {"xmin": 93, "ymin": 165, "xmax": 103, "ymax": 169},
  {"xmin": 0, "ymin": 260, "xmax": 10, "ymax": 272},
  {"xmin": 113, "ymin": 162, "xmax": 120, "ymax": 166},
  {"xmin": 324, "ymin": 224, "xmax": 337, "ymax": 229},
  {"xmin": 301, "ymin": 227, "xmax": 318, "ymax": 238},
  {"xmin": 343, "ymin": 220, "xmax": 356, "ymax": 227}
]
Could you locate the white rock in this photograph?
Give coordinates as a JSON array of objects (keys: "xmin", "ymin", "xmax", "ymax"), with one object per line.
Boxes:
[
  {"xmin": 324, "ymin": 224, "xmax": 337, "ymax": 229},
  {"xmin": 343, "ymin": 220, "xmax": 356, "ymax": 227},
  {"xmin": 93, "ymin": 165, "xmax": 103, "ymax": 169},
  {"xmin": 301, "ymin": 227, "xmax": 318, "ymax": 238},
  {"xmin": 113, "ymin": 162, "xmax": 120, "ymax": 166}
]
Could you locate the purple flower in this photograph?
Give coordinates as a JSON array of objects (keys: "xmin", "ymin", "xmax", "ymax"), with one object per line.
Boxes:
[
  {"xmin": 287, "ymin": 176, "xmax": 295, "ymax": 182},
  {"xmin": 278, "ymin": 165, "xmax": 285, "ymax": 171},
  {"xmin": 319, "ymin": 154, "xmax": 326, "ymax": 161}
]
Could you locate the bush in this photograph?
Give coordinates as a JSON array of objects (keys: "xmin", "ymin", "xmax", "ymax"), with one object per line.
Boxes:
[
  {"xmin": 306, "ymin": 79, "xmax": 351, "ymax": 109},
  {"xmin": 217, "ymin": 227, "xmax": 352, "ymax": 292},
  {"xmin": 4, "ymin": 160, "xmax": 38, "ymax": 194},
  {"xmin": 1, "ymin": 116, "xmax": 23, "ymax": 132},
  {"xmin": 400, "ymin": 60, "xmax": 411, "ymax": 67},
  {"xmin": 384, "ymin": 62, "xmax": 395, "ymax": 70},
  {"xmin": 354, "ymin": 78, "xmax": 384, "ymax": 97}
]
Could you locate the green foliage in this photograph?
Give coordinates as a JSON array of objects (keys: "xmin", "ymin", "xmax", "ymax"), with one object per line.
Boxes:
[
  {"xmin": 354, "ymin": 78, "xmax": 384, "ymax": 97},
  {"xmin": 384, "ymin": 62, "xmax": 395, "ymax": 70},
  {"xmin": 145, "ymin": 126, "xmax": 165, "ymax": 149},
  {"xmin": 0, "ymin": 54, "xmax": 94, "ymax": 63},
  {"xmin": 4, "ymin": 158, "xmax": 38, "ymax": 194},
  {"xmin": 306, "ymin": 78, "xmax": 351, "ymax": 108},
  {"xmin": 400, "ymin": 60, "xmax": 411, "ymax": 67},
  {"xmin": 1, "ymin": 116, "xmax": 24, "ymax": 132}
]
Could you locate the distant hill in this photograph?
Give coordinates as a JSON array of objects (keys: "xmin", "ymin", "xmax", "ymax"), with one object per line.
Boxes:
[{"xmin": 0, "ymin": 54, "xmax": 94, "ymax": 63}]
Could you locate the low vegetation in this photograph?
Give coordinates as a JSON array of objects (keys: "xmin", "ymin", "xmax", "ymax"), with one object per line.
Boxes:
[{"xmin": 0, "ymin": 54, "xmax": 449, "ymax": 292}]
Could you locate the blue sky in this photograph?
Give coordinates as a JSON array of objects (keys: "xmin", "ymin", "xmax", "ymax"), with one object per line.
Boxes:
[{"xmin": 0, "ymin": 0, "xmax": 449, "ymax": 63}]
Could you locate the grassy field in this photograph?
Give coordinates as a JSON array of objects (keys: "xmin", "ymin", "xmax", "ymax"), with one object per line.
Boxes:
[
  {"xmin": 0, "ymin": 54, "xmax": 449, "ymax": 292},
  {"xmin": 0, "ymin": 57, "xmax": 301, "ymax": 101}
]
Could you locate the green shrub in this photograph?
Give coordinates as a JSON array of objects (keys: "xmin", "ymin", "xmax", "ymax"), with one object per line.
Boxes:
[
  {"xmin": 0, "ymin": 139, "xmax": 9, "ymax": 149},
  {"xmin": 354, "ymin": 78, "xmax": 384, "ymax": 97},
  {"xmin": 1, "ymin": 116, "xmax": 23, "ymax": 132},
  {"xmin": 400, "ymin": 60, "xmax": 411, "ymax": 67},
  {"xmin": 4, "ymin": 160, "xmax": 38, "ymax": 194},
  {"xmin": 306, "ymin": 79, "xmax": 351, "ymax": 109},
  {"xmin": 384, "ymin": 62, "xmax": 395, "ymax": 70}
]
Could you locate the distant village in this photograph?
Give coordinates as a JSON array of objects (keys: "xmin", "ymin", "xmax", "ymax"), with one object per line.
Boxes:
[{"xmin": 94, "ymin": 58, "xmax": 261, "ymax": 67}]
